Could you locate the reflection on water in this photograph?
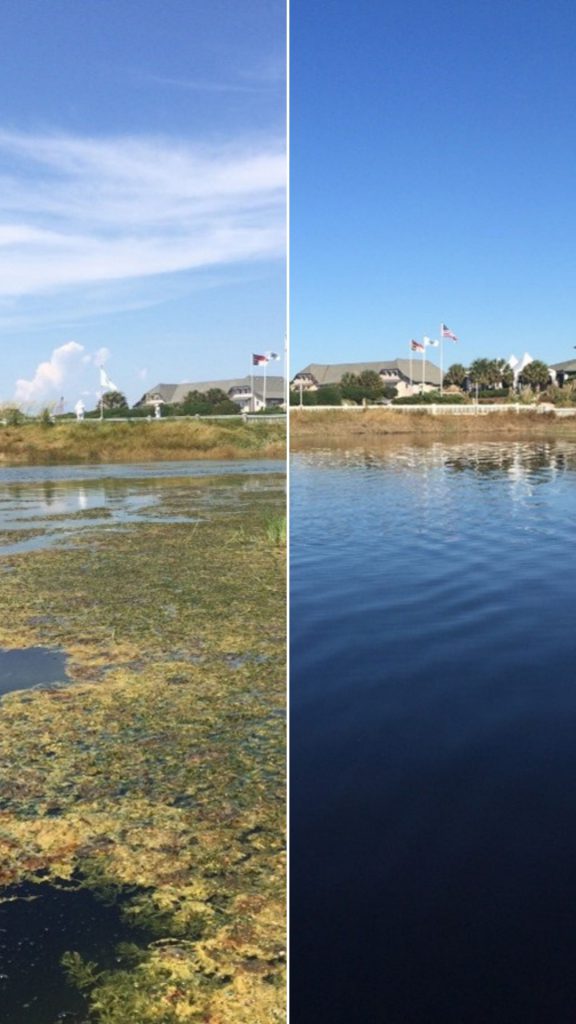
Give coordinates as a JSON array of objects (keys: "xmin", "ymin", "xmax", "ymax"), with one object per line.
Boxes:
[
  {"xmin": 0, "ymin": 459, "xmax": 284, "ymax": 485},
  {"xmin": 0, "ymin": 648, "xmax": 68, "ymax": 695},
  {"xmin": 295, "ymin": 437, "xmax": 576, "ymax": 476},
  {"xmin": 0, "ymin": 459, "xmax": 284, "ymax": 554},
  {"xmin": 291, "ymin": 440, "xmax": 576, "ymax": 1024}
]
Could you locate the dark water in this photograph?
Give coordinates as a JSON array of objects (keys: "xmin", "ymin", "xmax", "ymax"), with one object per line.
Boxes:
[
  {"xmin": 0, "ymin": 647, "xmax": 68, "ymax": 695},
  {"xmin": 291, "ymin": 441, "xmax": 576, "ymax": 1024},
  {"xmin": 0, "ymin": 883, "xmax": 145, "ymax": 1024}
]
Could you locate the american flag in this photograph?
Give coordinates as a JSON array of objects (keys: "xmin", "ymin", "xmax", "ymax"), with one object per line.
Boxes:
[
  {"xmin": 441, "ymin": 323, "xmax": 458, "ymax": 341},
  {"xmin": 252, "ymin": 353, "xmax": 269, "ymax": 366},
  {"xmin": 410, "ymin": 339, "xmax": 425, "ymax": 352}
]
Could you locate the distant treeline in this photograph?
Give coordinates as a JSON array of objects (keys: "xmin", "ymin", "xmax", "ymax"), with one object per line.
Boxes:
[
  {"xmin": 290, "ymin": 370, "xmax": 398, "ymax": 406},
  {"xmin": 1, "ymin": 387, "xmax": 284, "ymax": 425},
  {"xmin": 291, "ymin": 358, "xmax": 576, "ymax": 407},
  {"xmin": 100, "ymin": 387, "xmax": 251, "ymax": 416}
]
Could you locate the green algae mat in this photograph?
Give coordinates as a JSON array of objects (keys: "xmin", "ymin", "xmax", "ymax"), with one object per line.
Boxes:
[{"xmin": 0, "ymin": 469, "xmax": 286, "ymax": 1023}]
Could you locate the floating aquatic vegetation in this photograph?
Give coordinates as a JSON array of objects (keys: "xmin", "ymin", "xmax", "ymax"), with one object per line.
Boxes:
[
  {"xmin": 0, "ymin": 472, "xmax": 286, "ymax": 1021},
  {"xmin": 0, "ymin": 880, "xmax": 148, "ymax": 1022}
]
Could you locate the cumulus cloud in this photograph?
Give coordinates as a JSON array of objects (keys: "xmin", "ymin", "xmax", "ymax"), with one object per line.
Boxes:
[
  {"xmin": 0, "ymin": 131, "xmax": 285, "ymax": 301},
  {"xmin": 15, "ymin": 341, "xmax": 85, "ymax": 404}
]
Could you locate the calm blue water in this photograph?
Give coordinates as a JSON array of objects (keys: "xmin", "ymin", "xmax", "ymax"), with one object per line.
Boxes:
[{"xmin": 291, "ymin": 441, "xmax": 576, "ymax": 1024}]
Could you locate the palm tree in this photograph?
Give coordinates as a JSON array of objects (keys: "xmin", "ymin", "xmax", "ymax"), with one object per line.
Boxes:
[
  {"xmin": 519, "ymin": 360, "xmax": 550, "ymax": 392},
  {"xmin": 102, "ymin": 390, "xmax": 128, "ymax": 410},
  {"xmin": 443, "ymin": 363, "xmax": 467, "ymax": 388}
]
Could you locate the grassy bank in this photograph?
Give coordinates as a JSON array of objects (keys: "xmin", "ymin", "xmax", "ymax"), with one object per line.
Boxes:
[
  {"xmin": 0, "ymin": 418, "xmax": 285, "ymax": 464},
  {"xmin": 0, "ymin": 473, "xmax": 286, "ymax": 1022},
  {"xmin": 290, "ymin": 407, "xmax": 576, "ymax": 444}
]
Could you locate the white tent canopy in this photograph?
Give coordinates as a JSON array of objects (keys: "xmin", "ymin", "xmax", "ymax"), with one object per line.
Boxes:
[{"xmin": 508, "ymin": 352, "xmax": 533, "ymax": 382}]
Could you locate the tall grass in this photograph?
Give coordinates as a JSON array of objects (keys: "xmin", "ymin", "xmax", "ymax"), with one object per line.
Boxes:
[
  {"xmin": 291, "ymin": 407, "xmax": 576, "ymax": 443},
  {"xmin": 0, "ymin": 419, "xmax": 286, "ymax": 464},
  {"xmin": 265, "ymin": 514, "xmax": 287, "ymax": 547}
]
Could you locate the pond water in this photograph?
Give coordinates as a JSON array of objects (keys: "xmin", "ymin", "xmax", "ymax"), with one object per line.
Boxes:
[
  {"xmin": 291, "ymin": 441, "xmax": 576, "ymax": 1024},
  {"xmin": 0, "ymin": 457, "xmax": 284, "ymax": 1020},
  {"xmin": 0, "ymin": 459, "xmax": 283, "ymax": 554},
  {"xmin": 0, "ymin": 882, "xmax": 146, "ymax": 1024},
  {"xmin": 0, "ymin": 648, "xmax": 68, "ymax": 695}
]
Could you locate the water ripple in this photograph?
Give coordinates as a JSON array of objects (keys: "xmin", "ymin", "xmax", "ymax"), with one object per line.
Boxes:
[{"xmin": 291, "ymin": 440, "xmax": 576, "ymax": 1024}]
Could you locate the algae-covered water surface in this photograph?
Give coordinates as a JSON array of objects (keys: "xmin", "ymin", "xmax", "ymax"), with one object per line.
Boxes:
[{"xmin": 0, "ymin": 460, "xmax": 286, "ymax": 1023}]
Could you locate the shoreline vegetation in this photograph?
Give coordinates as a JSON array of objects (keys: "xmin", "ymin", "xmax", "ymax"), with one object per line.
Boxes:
[
  {"xmin": 0, "ymin": 471, "xmax": 286, "ymax": 1022},
  {"xmin": 0, "ymin": 418, "xmax": 286, "ymax": 464},
  {"xmin": 291, "ymin": 407, "xmax": 576, "ymax": 444}
]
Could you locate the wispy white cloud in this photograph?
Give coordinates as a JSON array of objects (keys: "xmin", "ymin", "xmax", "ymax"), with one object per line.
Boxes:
[
  {"xmin": 239, "ymin": 56, "xmax": 286, "ymax": 86},
  {"xmin": 0, "ymin": 264, "xmax": 265, "ymax": 333},
  {"xmin": 94, "ymin": 347, "xmax": 111, "ymax": 366},
  {"xmin": 138, "ymin": 55, "xmax": 284, "ymax": 94},
  {"xmin": 0, "ymin": 131, "xmax": 285, "ymax": 302},
  {"xmin": 146, "ymin": 75, "xmax": 267, "ymax": 94}
]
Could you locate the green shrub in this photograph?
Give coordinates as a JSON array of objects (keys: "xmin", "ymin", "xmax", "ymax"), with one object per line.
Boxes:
[
  {"xmin": 392, "ymin": 392, "xmax": 465, "ymax": 405},
  {"xmin": 0, "ymin": 403, "xmax": 26, "ymax": 423},
  {"xmin": 290, "ymin": 390, "xmax": 319, "ymax": 406},
  {"xmin": 477, "ymin": 388, "xmax": 510, "ymax": 400},
  {"xmin": 39, "ymin": 407, "xmax": 55, "ymax": 427},
  {"xmin": 316, "ymin": 385, "xmax": 342, "ymax": 405}
]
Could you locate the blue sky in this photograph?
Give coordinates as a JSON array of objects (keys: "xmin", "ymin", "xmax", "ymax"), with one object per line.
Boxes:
[
  {"xmin": 291, "ymin": 0, "xmax": 576, "ymax": 374},
  {"xmin": 0, "ymin": 0, "xmax": 285, "ymax": 408}
]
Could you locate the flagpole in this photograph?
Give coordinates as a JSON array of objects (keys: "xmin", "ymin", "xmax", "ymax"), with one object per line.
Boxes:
[
  {"xmin": 422, "ymin": 342, "xmax": 425, "ymax": 395},
  {"xmin": 409, "ymin": 344, "xmax": 413, "ymax": 394},
  {"xmin": 284, "ymin": 333, "xmax": 288, "ymax": 410},
  {"xmin": 440, "ymin": 323, "xmax": 444, "ymax": 396},
  {"xmin": 263, "ymin": 360, "xmax": 268, "ymax": 411},
  {"xmin": 439, "ymin": 324, "xmax": 443, "ymax": 395},
  {"xmin": 250, "ymin": 359, "xmax": 254, "ymax": 414}
]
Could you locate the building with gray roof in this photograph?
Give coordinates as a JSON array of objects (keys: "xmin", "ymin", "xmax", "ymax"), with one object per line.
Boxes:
[
  {"xmin": 549, "ymin": 359, "xmax": 576, "ymax": 386},
  {"xmin": 137, "ymin": 375, "xmax": 286, "ymax": 412},
  {"xmin": 291, "ymin": 359, "xmax": 442, "ymax": 395}
]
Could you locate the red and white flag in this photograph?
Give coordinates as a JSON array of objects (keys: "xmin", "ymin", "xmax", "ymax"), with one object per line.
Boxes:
[
  {"xmin": 252, "ymin": 353, "xmax": 269, "ymax": 366},
  {"xmin": 410, "ymin": 339, "xmax": 425, "ymax": 352},
  {"xmin": 441, "ymin": 323, "xmax": 458, "ymax": 341}
]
